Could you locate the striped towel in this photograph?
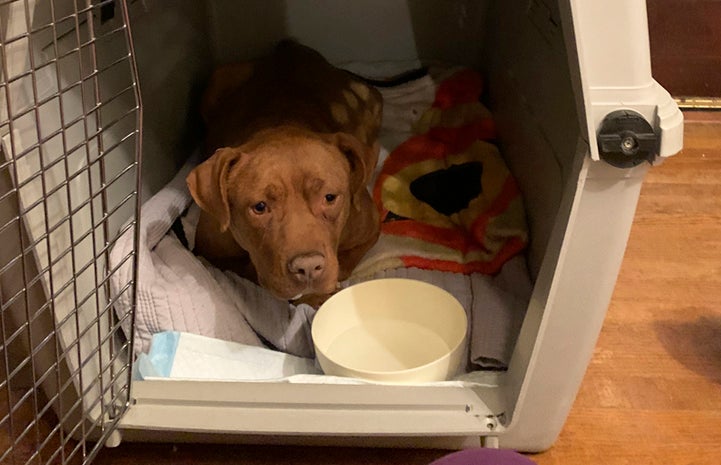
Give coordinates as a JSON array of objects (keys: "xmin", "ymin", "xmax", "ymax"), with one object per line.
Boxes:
[{"xmin": 354, "ymin": 70, "xmax": 528, "ymax": 278}]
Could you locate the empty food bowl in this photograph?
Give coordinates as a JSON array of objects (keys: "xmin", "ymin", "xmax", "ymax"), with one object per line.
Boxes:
[{"xmin": 311, "ymin": 278, "xmax": 467, "ymax": 383}]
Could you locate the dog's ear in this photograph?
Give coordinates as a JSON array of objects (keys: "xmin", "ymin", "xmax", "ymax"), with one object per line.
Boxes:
[
  {"xmin": 325, "ymin": 132, "xmax": 376, "ymax": 194},
  {"xmin": 186, "ymin": 147, "xmax": 243, "ymax": 231}
]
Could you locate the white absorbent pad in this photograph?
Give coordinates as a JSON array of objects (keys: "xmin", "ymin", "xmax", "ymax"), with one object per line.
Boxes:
[
  {"xmin": 136, "ymin": 331, "xmax": 321, "ymax": 381},
  {"xmin": 135, "ymin": 330, "xmax": 504, "ymax": 389}
]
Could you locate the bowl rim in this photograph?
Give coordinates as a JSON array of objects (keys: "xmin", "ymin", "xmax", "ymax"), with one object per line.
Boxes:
[{"xmin": 311, "ymin": 278, "xmax": 468, "ymax": 378}]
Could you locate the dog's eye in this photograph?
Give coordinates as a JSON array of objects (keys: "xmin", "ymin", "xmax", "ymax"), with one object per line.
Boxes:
[
  {"xmin": 324, "ymin": 194, "xmax": 338, "ymax": 204},
  {"xmin": 251, "ymin": 201, "xmax": 267, "ymax": 214}
]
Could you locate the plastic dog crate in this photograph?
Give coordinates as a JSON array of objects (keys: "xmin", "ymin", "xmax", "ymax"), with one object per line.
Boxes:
[{"xmin": 0, "ymin": 0, "xmax": 682, "ymax": 463}]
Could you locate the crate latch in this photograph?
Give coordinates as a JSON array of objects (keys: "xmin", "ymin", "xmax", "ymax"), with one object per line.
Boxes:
[{"xmin": 597, "ymin": 110, "xmax": 659, "ymax": 168}]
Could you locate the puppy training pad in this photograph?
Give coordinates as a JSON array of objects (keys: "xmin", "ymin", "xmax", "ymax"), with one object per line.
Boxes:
[{"xmin": 135, "ymin": 331, "xmax": 320, "ymax": 381}]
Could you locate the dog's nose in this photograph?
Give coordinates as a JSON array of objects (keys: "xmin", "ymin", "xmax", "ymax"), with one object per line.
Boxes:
[{"xmin": 288, "ymin": 253, "xmax": 326, "ymax": 283}]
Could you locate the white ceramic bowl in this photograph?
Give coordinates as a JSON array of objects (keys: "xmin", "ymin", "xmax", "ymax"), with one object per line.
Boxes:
[{"xmin": 312, "ymin": 279, "xmax": 467, "ymax": 383}]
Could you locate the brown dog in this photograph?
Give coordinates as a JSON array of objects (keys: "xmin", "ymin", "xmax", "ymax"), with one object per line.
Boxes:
[{"xmin": 187, "ymin": 41, "xmax": 382, "ymax": 304}]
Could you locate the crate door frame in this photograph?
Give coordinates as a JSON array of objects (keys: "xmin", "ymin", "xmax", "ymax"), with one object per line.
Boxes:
[{"xmin": 0, "ymin": 0, "xmax": 142, "ymax": 463}]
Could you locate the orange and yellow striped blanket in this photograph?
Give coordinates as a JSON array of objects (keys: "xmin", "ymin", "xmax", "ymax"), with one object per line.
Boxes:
[{"xmin": 353, "ymin": 70, "xmax": 528, "ymax": 277}]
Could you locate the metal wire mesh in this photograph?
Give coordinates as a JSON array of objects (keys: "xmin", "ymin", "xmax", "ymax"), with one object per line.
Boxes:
[{"xmin": 0, "ymin": 0, "xmax": 141, "ymax": 463}]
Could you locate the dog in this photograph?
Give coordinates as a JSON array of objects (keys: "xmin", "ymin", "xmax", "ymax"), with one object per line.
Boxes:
[{"xmin": 186, "ymin": 41, "xmax": 382, "ymax": 305}]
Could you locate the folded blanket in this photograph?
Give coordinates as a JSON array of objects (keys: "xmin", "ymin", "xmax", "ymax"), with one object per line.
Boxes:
[{"xmin": 354, "ymin": 70, "xmax": 528, "ymax": 278}]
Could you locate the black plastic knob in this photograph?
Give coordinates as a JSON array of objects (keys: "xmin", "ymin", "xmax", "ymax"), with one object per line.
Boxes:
[{"xmin": 597, "ymin": 110, "xmax": 658, "ymax": 168}]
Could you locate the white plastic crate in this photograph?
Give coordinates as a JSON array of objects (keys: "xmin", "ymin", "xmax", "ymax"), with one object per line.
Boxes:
[{"xmin": 0, "ymin": 0, "xmax": 682, "ymax": 463}]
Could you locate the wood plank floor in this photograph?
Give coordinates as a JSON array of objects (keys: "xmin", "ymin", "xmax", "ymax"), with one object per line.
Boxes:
[{"xmin": 91, "ymin": 112, "xmax": 721, "ymax": 465}]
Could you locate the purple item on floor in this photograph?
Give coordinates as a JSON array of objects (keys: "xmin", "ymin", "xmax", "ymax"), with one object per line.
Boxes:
[{"xmin": 429, "ymin": 448, "xmax": 536, "ymax": 465}]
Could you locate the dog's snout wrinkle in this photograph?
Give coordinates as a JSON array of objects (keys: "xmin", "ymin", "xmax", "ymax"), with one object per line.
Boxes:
[{"xmin": 288, "ymin": 253, "xmax": 325, "ymax": 283}]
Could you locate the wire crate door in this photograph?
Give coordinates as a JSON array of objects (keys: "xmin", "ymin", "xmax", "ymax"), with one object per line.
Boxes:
[{"xmin": 0, "ymin": 0, "xmax": 142, "ymax": 463}]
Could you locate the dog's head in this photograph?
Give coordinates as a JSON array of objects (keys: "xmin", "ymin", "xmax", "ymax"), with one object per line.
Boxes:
[{"xmin": 187, "ymin": 128, "xmax": 371, "ymax": 300}]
